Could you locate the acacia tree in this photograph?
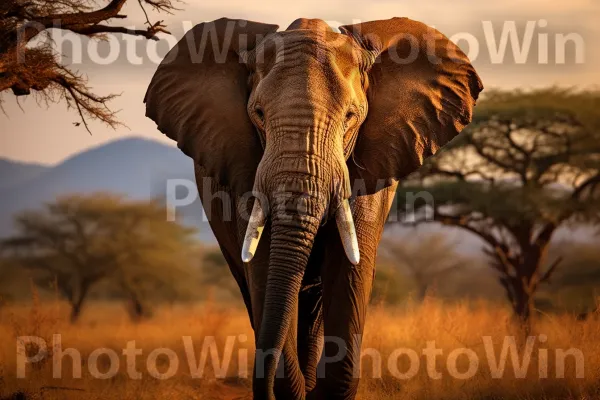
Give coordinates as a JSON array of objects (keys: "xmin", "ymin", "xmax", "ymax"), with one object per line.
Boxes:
[
  {"xmin": 1, "ymin": 193, "xmax": 197, "ymax": 322},
  {"xmin": 379, "ymin": 234, "xmax": 466, "ymax": 301},
  {"xmin": 0, "ymin": 0, "xmax": 177, "ymax": 131},
  {"xmin": 397, "ymin": 88, "xmax": 600, "ymax": 323}
]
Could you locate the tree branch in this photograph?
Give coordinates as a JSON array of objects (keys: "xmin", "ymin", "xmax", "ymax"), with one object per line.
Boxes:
[
  {"xmin": 433, "ymin": 211, "xmax": 501, "ymax": 252},
  {"xmin": 573, "ymin": 174, "xmax": 600, "ymax": 200},
  {"xmin": 32, "ymin": 0, "xmax": 129, "ymax": 28},
  {"xmin": 67, "ymin": 20, "xmax": 170, "ymax": 40},
  {"xmin": 1, "ymin": 0, "xmax": 178, "ymax": 131},
  {"xmin": 539, "ymin": 256, "xmax": 562, "ymax": 284}
]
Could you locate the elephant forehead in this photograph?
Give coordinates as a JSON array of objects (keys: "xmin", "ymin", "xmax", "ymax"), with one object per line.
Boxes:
[
  {"xmin": 253, "ymin": 30, "xmax": 361, "ymax": 76},
  {"xmin": 286, "ymin": 18, "xmax": 334, "ymax": 32}
]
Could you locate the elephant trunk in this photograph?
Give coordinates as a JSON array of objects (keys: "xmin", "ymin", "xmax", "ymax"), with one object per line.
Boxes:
[
  {"xmin": 246, "ymin": 121, "xmax": 359, "ymax": 398},
  {"xmin": 252, "ymin": 180, "xmax": 324, "ymax": 400}
]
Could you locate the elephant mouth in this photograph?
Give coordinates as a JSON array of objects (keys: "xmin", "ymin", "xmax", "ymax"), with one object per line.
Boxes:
[{"xmin": 241, "ymin": 196, "xmax": 360, "ymax": 265}]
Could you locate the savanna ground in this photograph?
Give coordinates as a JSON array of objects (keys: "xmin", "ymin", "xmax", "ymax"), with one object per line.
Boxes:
[{"xmin": 1, "ymin": 294, "xmax": 599, "ymax": 400}]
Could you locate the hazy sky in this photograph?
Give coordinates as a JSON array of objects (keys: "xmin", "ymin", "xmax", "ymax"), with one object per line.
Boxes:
[{"xmin": 1, "ymin": 0, "xmax": 599, "ymax": 165}]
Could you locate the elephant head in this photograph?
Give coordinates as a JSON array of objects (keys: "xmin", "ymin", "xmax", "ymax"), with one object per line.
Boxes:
[{"xmin": 145, "ymin": 17, "xmax": 482, "ymax": 397}]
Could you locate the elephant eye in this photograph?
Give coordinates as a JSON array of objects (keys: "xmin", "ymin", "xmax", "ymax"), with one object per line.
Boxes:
[
  {"xmin": 345, "ymin": 110, "xmax": 358, "ymax": 127},
  {"xmin": 255, "ymin": 107, "xmax": 265, "ymax": 124}
]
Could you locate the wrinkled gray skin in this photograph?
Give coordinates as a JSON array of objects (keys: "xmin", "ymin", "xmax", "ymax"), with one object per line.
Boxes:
[{"xmin": 145, "ymin": 17, "xmax": 482, "ymax": 400}]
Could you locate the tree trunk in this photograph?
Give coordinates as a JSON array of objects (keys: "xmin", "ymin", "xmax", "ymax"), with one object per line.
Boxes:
[
  {"xmin": 125, "ymin": 289, "xmax": 145, "ymax": 322},
  {"xmin": 512, "ymin": 285, "xmax": 534, "ymax": 323},
  {"xmin": 500, "ymin": 273, "xmax": 535, "ymax": 332},
  {"xmin": 70, "ymin": 282, "xmax": 91, "ymax": 323},
  {"xmin": 415, "ymin": 283, "xmax": 428, "ymax": 302}
]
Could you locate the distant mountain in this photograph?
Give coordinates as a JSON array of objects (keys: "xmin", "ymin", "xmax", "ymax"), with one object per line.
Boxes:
[
  {"xmin": 0, "ymin": 137, "xmax": 594, "ymax": 251},
  {"xmin": 0, "ymin": 158, "xmax": 49, "ymax": 190},
  {"xmin": 0, "ymin": 137, "xmax": 215, "ymax": 242}
]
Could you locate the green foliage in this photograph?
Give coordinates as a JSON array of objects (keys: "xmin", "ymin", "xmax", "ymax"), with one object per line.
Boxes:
[
  {"xmin": 471, "ymin": 88, "xmax": 600, "ymax": 132},
  {"xmin": 399, "ymin": 180, "xmax": 589, "ymax": 227}
]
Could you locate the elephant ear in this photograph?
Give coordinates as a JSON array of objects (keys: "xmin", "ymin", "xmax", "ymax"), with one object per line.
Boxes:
[
  {"xmin": 144, "ymin": 18, "xmax": 279, "ymax": 194},
  {"xmin": 340, "ymin": 17, "xmax": 483, "ymax": 194}
]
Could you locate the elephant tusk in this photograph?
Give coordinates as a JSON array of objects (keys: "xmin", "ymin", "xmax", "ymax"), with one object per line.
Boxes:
[
  {"xmin": 336, "ymin": 199, "xmax": 360, "ymax": 265},
  {"xmin": 242, "ymin": 199, "xmax": 266, "ymax": 263}
]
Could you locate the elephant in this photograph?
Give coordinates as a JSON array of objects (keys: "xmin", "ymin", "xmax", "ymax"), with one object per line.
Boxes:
[{"xmin": 144, "ymin": 17, "xmax": 482, "ymax": 400}]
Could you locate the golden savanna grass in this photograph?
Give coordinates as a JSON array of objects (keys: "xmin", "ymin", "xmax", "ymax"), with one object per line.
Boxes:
[{"xmin": 1, "ymin": 296, "xmax": 599, "ymax": 400}]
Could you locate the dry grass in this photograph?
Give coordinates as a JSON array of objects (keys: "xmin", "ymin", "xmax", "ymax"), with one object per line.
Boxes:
[{"xmin": 1, "ymin": 297, "xmax": 599, "ymax": 400}]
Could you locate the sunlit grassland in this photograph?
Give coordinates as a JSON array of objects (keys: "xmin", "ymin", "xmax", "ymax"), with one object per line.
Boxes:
[{"xmin": 1, "ymin": 296, "xmax": 599, "ymax": 400}]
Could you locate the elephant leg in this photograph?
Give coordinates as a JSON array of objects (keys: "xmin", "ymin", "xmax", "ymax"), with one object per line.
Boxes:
[
  {"xmin": 315, "ymin": 187, "xmax": 396, "ymax": 400},
  {"xmin": 318, "ymin": 247, "xmax": 375, "ymax": 399}
]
